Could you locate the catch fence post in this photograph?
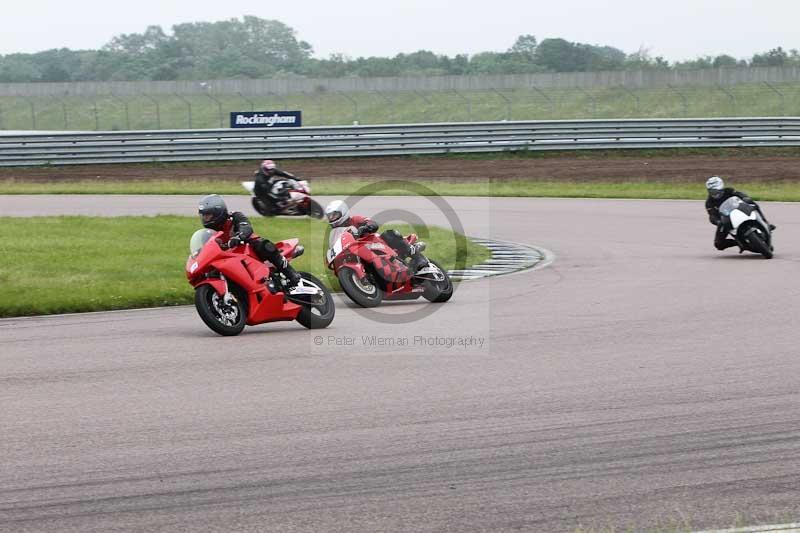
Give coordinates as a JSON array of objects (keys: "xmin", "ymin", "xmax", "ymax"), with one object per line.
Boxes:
[
  {"xmin": 238, "ymin": 92, "xmax": 255, "ymax": 111},
  {"xmin": 490, "ymin": 88, "xmax": 512, "ymax": 120},
  {"xmin": 763, "ymin": 81, "xmax": 785, "ymax": 116},
  {"xmin": 205, "ymin": 92, "xmax": 224, "ymax": 128},
  {"xmin": 531, "ymin": 85, "xmax": 555, "ymax": 114},
  {"xmin": 92, "ymin": 99, "xmax": 100, "ymax": 130},
  {"xmin": 619, "ymin": 85, "xmax": 640, "ymax": 115},
  {"xmin": 716, "ymin": 84, "xmax": 737, "ymax": 115},
  {"xmin": 577, "ymin": 87, "xmax": 597, "ymax": 117},
  {"xmin": 143, "ymin": 94, "xmax": 161, "ymax": 129},
  {"xmin": 175, "ymin": 93, "xmax": 192, "ymax": 129},
  {"xmin": 337, "ymin": 91, "xmax": 359, "ymax": 124},
  {"xmin": 109, "ymin": 92, "xmax": 130, "ymax": 130},
  {"xmin": 58, "ymin": 97, "xmax": 68, "ymax": 129},
  {"xmin": 373, "ymin": 90, "xmax": 395, "ymax": 124},
  {"xmin": 668, "ymin": 85, "xmax": 689, "ymax": 116},
  {"xmin": 413, "ymin": 90, "xmax": 434, "ymax": 122},
  {"xmin": 23, "ymin": 97, "xmax": 37, "ymax": 130},
  {"xmin": 452, "ymin": 89, "xmax": 472, "ymax": 121}
]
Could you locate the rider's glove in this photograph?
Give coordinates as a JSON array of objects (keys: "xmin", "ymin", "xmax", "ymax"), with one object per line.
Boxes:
[
  {"xmin": 349, "ymin": 227, "xmax": 362, "ymax": 238},
  {"xmin": 227, "ymin": 236, "xmax": 243, "ymax": 248}
]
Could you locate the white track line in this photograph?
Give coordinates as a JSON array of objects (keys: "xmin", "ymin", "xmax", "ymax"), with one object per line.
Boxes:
[{"xmin": 694, "ymin": 523, "xmax": 800, "ymax": 533}]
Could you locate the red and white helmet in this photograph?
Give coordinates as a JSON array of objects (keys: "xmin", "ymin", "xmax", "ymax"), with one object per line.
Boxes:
[{"xmin": 260, "ymin": 159, "xmax": 277, "ymax": 174}]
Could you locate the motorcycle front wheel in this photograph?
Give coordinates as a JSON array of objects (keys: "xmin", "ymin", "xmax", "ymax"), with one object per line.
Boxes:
[
  {"xmin": 338, "ymin": 267, "xmax": 383, "ymax": 308},
  {"xmin": 306, "ymin": 199, "xmax": 325, "ymax": 219},
  {"xmin": 194, "ymin": 284, "xmax": 247, "ymax": 336},
  {"xmin": 252, "ymin": 197, "xmax": 274, "ymax": 217},
  {"xmin": 748, "ymin": 230, "xmax": 773, "ymax": 259}
]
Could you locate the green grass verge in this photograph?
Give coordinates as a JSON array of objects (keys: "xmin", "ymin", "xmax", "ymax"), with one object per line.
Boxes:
[
  {"xmin": 2, "ymin": 83, "xmax": 800, "ymax": 131},
  {"xmin": 2, "ymin": 179, "xmax": 800, "ymax": 201},
  {"xmin": 0, "ymin": 216, "xmax": 489, "ymax": 318}
]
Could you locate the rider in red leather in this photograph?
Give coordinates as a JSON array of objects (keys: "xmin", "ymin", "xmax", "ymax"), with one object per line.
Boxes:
[{"xmin": 324, "ymin": 200, "xmax": 426, "ymax": 271}]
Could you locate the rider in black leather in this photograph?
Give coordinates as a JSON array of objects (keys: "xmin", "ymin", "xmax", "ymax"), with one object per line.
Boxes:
[
  {"xmin": 198, "ymin": 194, "xmax": 301, "ymax": 287},
  {"xmin": 705, "ymin": 176, "xmax": 775, "ymax": 250},
  {"xmin": 253, "ymin": 159, "xmax": 298, "ymax": 214}
]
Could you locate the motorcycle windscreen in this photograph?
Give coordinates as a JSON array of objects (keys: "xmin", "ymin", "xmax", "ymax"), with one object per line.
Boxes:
[
  {"xmin": 190, "ymin": 229, "xmax": 215, "ymax": 258},
  {"xmin": 327, "ymin": 226, "xmax": 350, "ymax": 263}
]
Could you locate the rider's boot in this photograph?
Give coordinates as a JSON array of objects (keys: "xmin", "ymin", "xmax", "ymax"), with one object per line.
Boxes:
[
  {"xmin": 280, "ymin": 263, "xmax": 302, "ymax": 289},
  {"xmin": 408, "ymin": 241, "xmax": 428, "ymax": 273}
]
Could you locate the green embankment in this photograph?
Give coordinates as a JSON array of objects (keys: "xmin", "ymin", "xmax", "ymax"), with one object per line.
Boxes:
[
  {"xmin": 0, "ymin": 217, "xmax": 489, "ymax": 317},
  {"xmin": 2, "ymin": 83, "xmax": 800, "ymax": 131}
]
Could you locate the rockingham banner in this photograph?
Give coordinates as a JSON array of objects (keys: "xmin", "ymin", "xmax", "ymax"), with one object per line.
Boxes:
[{"xmin": 230, "ymin": 111, "xmax": 302, "ymax": 128}]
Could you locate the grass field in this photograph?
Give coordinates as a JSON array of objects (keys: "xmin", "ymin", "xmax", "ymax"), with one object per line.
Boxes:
[
  {"xmin": 2, "ymin": 83, "xmax": 800, "ymax": 131},
  {"xmin": 0, "ymin": 216, "xmax": 489, "ymax": 317},
  {"xmin": 3, "ymin": 178, "xmax": 800, "ymax": 202}
]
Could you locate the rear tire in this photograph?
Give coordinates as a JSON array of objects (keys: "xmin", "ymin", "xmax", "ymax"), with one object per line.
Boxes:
[
  {"xmin": 306, "ymin": 199, "xmax": 325, "ymax": 219},
  {"xmin": 338, "ymin": 267, "xmax": 383, "ymax": 308},
  {"xmin": 194, "ymin": 284, "xmax": 247, "ymax": 336},
  {"xmin": 421, "ymin": 259, "xmax": 454, "ymax": 303},
  {"xmin": 295, "ymin": 273, "xmax": 336, "ymax": 329},
  {"xmin": 749, "ymin": 231, "xmax": 773, "ymax": 259}
]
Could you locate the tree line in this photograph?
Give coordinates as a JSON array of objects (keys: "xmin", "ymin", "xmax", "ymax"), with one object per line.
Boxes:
[{"xmin": 1, "ymin": 16, "xmax": 799, "ymax": 83}]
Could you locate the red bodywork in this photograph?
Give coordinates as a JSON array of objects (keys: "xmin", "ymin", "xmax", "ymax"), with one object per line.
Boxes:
[
  {"xmin": 186, "ymin": 232, "xmax": 303, "ymax": 325},
  {"xmin": 327, "ymin": 228, "xmax": 423, "ymax": 299}
]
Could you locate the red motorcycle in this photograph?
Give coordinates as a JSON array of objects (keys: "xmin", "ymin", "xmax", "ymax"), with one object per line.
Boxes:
[
  {"xmin": 186, "ymin": 229, "xmax": 335, "ymax": 336},
  {"xmin": 326, "ymin": 226, "xmax": 453, "ymax": 308}
]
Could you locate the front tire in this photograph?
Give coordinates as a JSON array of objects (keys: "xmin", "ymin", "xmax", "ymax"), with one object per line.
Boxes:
[
  {"xmin": 749, "ymin": 230, "xmax": 773, "ymax": 259},
  {"xmin": 194, "ymin": 284, "xmax": 247, "ymax": 336},
  {"xmin": 421, "ymin": 259, "xmax": 454, "ymax": 303},
  {"xmin": 252, "ymin": 197, "xmax": 274, "ymax": 217},
  {"xmin": 306, "ymin": 199, "xmax": 325, "ymax": 219},
  {"xmin": 338, "ymin": 267, "xmax": 383, "ymax": 308},
  {"xmin": 295, "ymin": 273, "xmax": 336, "ymax": 329}
]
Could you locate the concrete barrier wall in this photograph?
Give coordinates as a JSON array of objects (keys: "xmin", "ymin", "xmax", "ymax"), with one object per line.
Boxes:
[{"xmin": 1, "ymin": 67, "xmax": 800, "ymax": 97}]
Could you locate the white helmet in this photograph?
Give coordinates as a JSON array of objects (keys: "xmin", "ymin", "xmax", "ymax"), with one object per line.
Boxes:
[
  {"xmin": 325, "ymin": 200, "xmax": 350, "ymax": 227},
  {"xmin": 706, "ymin": 176, "xmax": 725, "ymax": 199},
  {"xmin": 706, "ymin": 176, "xmax": 724, "ymax": 191}
]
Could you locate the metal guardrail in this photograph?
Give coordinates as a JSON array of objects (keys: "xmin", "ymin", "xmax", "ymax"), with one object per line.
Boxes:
[{"xmin": 1, "ymin": 118, "xmax": 799, "ymax": 167}]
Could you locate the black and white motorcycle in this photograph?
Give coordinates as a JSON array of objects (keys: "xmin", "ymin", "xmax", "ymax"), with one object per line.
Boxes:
[
  {"xmin": 241, "ymin": 179, "xmax": 325, "ymax": 219},
  {"xmin": 718, "ymin": 196, "xmax": 774, "ymax": 259}
]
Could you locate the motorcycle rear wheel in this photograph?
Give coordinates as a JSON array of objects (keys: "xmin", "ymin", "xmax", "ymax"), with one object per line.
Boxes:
[
  {"xmin": 295, "ymin": 273, "xmax": 336, "ymax": 329},
  {"xmin": 422, "ymin": 259, "xmax": 454, "ymax": 303},
  {"xmin": 194, "ymin": 284, "xmax": 247, "ymax": 336}
]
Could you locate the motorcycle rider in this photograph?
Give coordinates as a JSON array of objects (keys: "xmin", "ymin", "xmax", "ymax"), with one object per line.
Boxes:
[
  {"xmin": 324, "ymin": 200, "xmax": 427, "ymax": 272},
  {"xmin": 705, "ymin": 176, "xmax": 775, "ymax": 251},
  {"xmin": 198, "ymin": 194, "xmax": 301, "ymax": 287},
  {"xmin": 253, "ymin": 159, "xmax": 300, "ymax": 215}
]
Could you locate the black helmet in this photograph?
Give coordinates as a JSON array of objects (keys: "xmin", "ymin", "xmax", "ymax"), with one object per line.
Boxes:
[{"xmin": 198, "ymin": 194, "xmax": 228, "ymax": 230}]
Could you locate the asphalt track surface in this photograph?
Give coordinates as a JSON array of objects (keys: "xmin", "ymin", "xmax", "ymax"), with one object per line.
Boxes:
[{"xmin": 2, "ymin": 195, "xmax": 800, "ymax": 532}]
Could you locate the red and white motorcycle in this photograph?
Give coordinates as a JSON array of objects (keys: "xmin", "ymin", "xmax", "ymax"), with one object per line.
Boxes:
[{"xmin": 241, "ymin": 179, "xmax": 325, "ymax": 219}]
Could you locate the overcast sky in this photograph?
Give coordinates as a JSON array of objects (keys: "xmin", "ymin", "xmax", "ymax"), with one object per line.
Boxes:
[{"xmin": 1, "ymin": 0, "xmax": 798, "ymax": 61}]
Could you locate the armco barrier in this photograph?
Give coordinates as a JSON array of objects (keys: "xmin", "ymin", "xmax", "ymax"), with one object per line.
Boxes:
[{"xmin": 1, "ymin": 118, "xmax": 799, "ymax": 167}]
